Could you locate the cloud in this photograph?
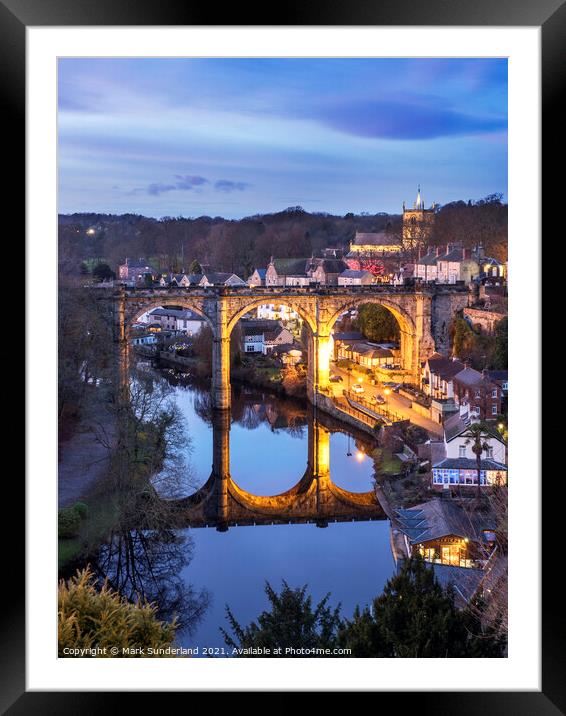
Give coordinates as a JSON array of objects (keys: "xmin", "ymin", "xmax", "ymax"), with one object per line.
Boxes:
[
  {"xmin": 214, "ymin": 180, "xmax": 250, "ymax": 193},
  {"xmin": 173, "ymin": 174, "xmax": 209, "ymax": 189},
  {"xmin": 140, "ymin": 175, "xmax": 210, "ymax": 195},
  {"xmin": 312, "ymin": 99, "xmax": 507, "ymax": 140},
  {"xmin": 147, "ymin": 182, "xmax": 177, "ymax": 196}
]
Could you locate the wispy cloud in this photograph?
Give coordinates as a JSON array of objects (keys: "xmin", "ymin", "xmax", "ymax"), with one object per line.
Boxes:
[
  {"xmin": 174, "ymin": 175, "xmax": 209, "ymax": 188},
  {"xmin": 135, "ymin": 175, "xmax": 210, "ymax": 195},
  {"xmin": 214, "ymin": 180, "xmax": 250, "ymax": 193},
  {"xmin": 129, "ymin": 175, "xmax": 250, "ymax": 197}
]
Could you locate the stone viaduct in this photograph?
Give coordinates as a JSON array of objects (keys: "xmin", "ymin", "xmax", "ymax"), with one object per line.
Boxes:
[{"xmin": 115, "ymin": 283, "xmax": 471, "ymax": 409}]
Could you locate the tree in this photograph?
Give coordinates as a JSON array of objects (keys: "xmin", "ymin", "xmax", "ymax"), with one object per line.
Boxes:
[
  {"xmin": 58, "ymin": 567, "xmax": 177, "ymax": 657},
  {"xmin": 462, "ymin": 421, "xmax": 493, "ymax": 499},
  {"xmin": 91, "ymin": 262, "xmax": 115, "ymax": 282},
  {"xmin": 189, "ymin": 259, "xmax": 202, "ymax": 274},
  {"xmin": 354, "ymin": 304, "xmax": 400, "ymax": 343},
  {"xmin": 493, "ymin": 317, "xmax": 508, "ymax": 370},
  {"xmin": 339, "ymin": 555, "xmax": 505, "ymax": 657},
  {"xmin": 222, "ymin": 581, "xmax": 342, "ymax": 656},
  {"xmin": 451, "ymin": 316, "xmax": 473, "ymax": 359}
]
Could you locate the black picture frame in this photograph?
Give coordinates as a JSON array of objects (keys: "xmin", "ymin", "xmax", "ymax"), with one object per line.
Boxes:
[{"xmin": 10, "ymin": 0, "xmax": 559, "ymax": 707}]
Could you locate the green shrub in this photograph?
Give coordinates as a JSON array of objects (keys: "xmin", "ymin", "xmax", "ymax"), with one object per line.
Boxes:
[
  {"xmin": 58, "ymin": 567, "xmax": 177, "ymax": 657},
  {"xmin": 58, "ymin": 507, "xmax": 81, "ymax": 538},
  {"xmin": 73, "ymin": 502, "xmax": 89, "ymax": 519}
]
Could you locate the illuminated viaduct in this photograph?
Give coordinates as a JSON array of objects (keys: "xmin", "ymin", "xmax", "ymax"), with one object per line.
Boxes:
[{"xmin": 115, "ymin": 283, "xmax": 471, "ymax": 409}]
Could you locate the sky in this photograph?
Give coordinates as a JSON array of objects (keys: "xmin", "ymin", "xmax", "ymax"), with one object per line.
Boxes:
[{"xmin": 58, "ymin": 58, "xmax": 507, "ymax": 219}]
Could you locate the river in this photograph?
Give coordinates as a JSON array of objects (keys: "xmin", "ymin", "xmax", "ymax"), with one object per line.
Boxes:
[{"xmin": 85, "ymin": 369, "xmax": 396, "ymax": 654}]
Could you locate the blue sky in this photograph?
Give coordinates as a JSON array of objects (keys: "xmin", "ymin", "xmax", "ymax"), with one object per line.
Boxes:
[{"xmin": 58, "ymin": 58, "xmax": 507, "ymax": 218}]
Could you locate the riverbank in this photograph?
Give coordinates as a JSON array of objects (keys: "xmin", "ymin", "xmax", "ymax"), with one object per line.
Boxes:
[{"xmin": 58, "ymin": 401, "xmax": 116, "ymax": 508}]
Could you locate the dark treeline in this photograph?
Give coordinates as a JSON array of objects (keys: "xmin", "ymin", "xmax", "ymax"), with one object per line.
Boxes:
[{"xmin": 59, "ymin": 195, "xmax": 507, "ymax": 280}]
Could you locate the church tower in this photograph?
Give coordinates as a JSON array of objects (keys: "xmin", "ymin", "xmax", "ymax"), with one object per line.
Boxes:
[{"xmin": 402, "ymin": 185, "xmax": 436, "ymax": 247}]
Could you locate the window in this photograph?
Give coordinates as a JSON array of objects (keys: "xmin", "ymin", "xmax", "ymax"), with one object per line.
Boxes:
[
  {"xmin": 486, "ymin": 446, "xmax": 494, "ymax": 458},
  {"xmin": 492, "ymin": 389, "xmax": 497, "ymax": 398},
  {"xmin": 475, "ymin": 389, "xmax": 481, "ymax": 398},
  {"xmin": 459, "ymin": 445, "xmax": 466, "ymax": 458},
  {"xmin": 492, "ymin": 405, "xmax": 497, "ymax": 415}
]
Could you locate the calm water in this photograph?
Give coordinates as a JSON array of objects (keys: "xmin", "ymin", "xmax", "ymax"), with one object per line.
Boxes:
[
  {"xmin": 84, "ymin": 370, "xmax": 396, "ymax": 654},
  {"xmin": 163, "ymin": 378, "xmax": 396, "ymax": 652}
]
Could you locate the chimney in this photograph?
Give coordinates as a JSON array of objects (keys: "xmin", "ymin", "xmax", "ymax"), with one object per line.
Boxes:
[
  {"xmin": 436, "ymin": 246, "xmax": 442, "ymax": 256},
  {"xmin": 463, "ymin": 248, "xmax": 469, "ymax": 259},
  {"xmin": 417, "ymin": 247, "xmax": 422, "ymax": 261}
]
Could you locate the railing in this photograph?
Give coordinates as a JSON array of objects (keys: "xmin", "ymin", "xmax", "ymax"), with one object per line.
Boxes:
[
  {"xmin": 333, "ymin": 400, "xmax": 379, "ymax": 429},
  {"xmin": 343, "ymin": 389, "xmax": 404, "ymax": 423}
]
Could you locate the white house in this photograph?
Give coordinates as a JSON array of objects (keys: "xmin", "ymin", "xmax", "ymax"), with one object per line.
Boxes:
[
  {"xmin": 338, "ymin": 269, "xmax": 374, "ymax": 286},
  {"xmin": 241, "ymin": 319, "xmax": 293, "ymax": 355},
  {"xmin": 431, "ymin": 407, "xmax": 507, "ymax": 490},
  {"xmin": 146, "ymin": 307, "xmax": 205, "ymax": 336},
  {"xmin": 421, "ymin": 353, "xmax": 466, "ymax": 399}
]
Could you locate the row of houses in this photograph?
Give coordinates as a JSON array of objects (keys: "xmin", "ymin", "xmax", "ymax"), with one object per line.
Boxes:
[
  {"xmin": 248, "ymin": 257, "xmax": 375, "ymax": 288},
  {"xmin": 421, "ymin": 353, "xmax": 508, "ymax": 419},
  {"xmin": 413, "ymin": 245, "xmax": 506, "ymax": 285},
  {"xmin": 118, "ymin": 259, "xmax": 248, "ymax": 288},
  {"xmin": 159, "ymin": 271, "xmax": 247, "ymax": 288}
]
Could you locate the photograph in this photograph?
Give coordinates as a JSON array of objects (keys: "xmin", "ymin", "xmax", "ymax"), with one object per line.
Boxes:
[{"xmin": 56, "ymin": 56, "xmax": 510, "ymax": 660}]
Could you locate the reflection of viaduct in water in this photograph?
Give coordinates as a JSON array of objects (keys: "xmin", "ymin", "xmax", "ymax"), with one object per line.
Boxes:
[{"xmin": 173, "ymin": 409, "xmax": 386, "ymax": 530}]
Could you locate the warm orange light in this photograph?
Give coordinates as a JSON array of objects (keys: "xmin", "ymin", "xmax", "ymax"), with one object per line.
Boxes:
[
  {"xmin": 384, "ymin": 388, "xmax": 391, "ymax": 396},
  {"xmin": 356, "ymin": 451, "xmax": 365, "ymax": 462}
]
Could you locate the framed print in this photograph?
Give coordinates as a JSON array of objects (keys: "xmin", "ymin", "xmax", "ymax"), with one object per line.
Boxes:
[{"xmin": 8, "ymin": 0, "xmax": 559, "ymax": 707}]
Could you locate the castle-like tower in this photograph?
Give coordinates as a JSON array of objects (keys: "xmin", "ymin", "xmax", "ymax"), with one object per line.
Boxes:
[{"xmin": 402, "ymin": 185, "xmax": 436, "ymax": 246}]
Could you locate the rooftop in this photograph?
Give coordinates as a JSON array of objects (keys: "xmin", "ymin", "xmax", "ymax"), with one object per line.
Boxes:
[
  {"xmin": 395, "ymin": 499, "xmax": 495, "ymax": 545},
  {"xmin": 433, "ymin": 457, "xmax": 507, "ymax": 471},
  {"xmin": 453, "ymin": 367, "xmax": 495, "ymax": 389},
  {"xmin": 426, "ymin": 354, "xmax": 466, "ymax": 380},
  {"xmin": 269, "ymin": 258, "xmax": 310, "ymax": 276}
]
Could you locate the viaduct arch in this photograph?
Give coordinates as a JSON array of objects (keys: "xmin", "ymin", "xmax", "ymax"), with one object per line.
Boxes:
[{"xmin": 115, "ymin": 285, "xmax": 470, "ymax": 409}]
